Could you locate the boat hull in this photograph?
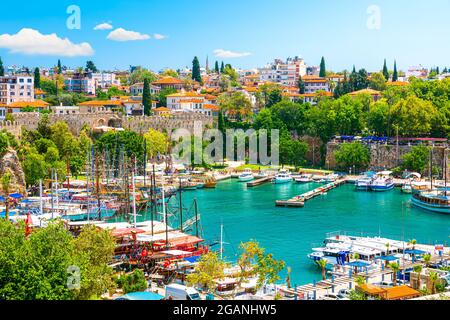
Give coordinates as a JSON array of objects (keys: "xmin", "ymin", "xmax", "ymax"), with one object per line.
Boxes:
[
  {"xmin": 370, "ymin": 184, "xmax": 394, "ymax": 192},
  {"xmin": 411, "ymin": 197, "xmax": 450, "ymax": 214},
  {"xmin": 273, "ymin": 178, "xmax": 292, "ymax": 184},
  {"xmin": 239, "ymin": 176, "xmax": 254, "ymax": 182}
]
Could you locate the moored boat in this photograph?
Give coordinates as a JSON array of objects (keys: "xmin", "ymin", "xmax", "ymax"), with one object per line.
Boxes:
[
  {"xmin": 295, "ymin": 174, "xmax": 313, "ymax": 184},
  {"xmin": 272, "ymin": 169, "xmax": 293, "ymax": 184},
  {"xmin": 238, "ymin": 169, "xmax": 254, "ymax": 182},
  {"xmin": 370, "ymin": 171, "xmax": 395, "ymax": 192},
  {"xmin": 411, "ymin": 190, "xmax": 450, "ymax": 214}
]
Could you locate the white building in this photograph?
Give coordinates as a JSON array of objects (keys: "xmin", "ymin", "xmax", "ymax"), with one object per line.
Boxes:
[
  {"xmin": 0, "ymin": 75, "xmax": 34, "ymax": 105},
  {"xmin": 166, "ymin": 91, "xmax": 218, "ymax": 116},
  {"xmin": 91, "ymin": 72, "xmax": 121, "ymax": 89},
  {"xmin": 406, "ymin": 65, "xmax": 428, "ymax": 78},
  {"xmin": 303, "ymin": 75, "xmax": 330, "ymax": 94},
  {"xmin": 64, "ymin": 73, "xmax": 96, "ymax": 95},
  {"xmin": 258, "ymin": 57, "xmax": 307, "ymax": 86},
  {"xmin": 129, "ymin": 83, "xmax": 161, "ymax": 96}
]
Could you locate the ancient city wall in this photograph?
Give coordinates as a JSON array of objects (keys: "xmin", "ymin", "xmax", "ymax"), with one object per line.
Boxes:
[{"xmin": 3, "ymin": 112, "xmax": 214, "ymax": 137}]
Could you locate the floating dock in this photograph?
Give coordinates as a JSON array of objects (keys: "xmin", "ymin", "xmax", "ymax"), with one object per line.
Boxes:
[
  {"xmin": 275, "ymin": 179, "xmax": 346, "ymax": 207},
  {"xmin": 247, "ymin": 176, "xmax": 275, "ymax": 187}
]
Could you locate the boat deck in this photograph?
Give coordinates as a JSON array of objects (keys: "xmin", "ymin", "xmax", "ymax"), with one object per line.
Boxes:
[{"xmin": 247, "ymin": 176, "xmax": 275, "ymax": 187}]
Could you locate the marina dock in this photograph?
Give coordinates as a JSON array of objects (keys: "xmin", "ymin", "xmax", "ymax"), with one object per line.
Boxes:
[
  {"xmin": 247, "ymin": 176, "xmax": 275, "ymax": 187},
  {"xmin": 275, "ymin": 179, "xmax": 346, "ymax": 207}
]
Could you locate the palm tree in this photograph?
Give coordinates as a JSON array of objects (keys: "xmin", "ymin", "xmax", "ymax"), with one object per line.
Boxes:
[
  {"xmin": 355, "ymin": 275, "xmax": 366, "ymax": 287},
  {"xmin": 428, "ymin": 271, "xmax": 438, "ymax": 294},
  {"xmin": 384, "ymin": 243, "xmax": 391, "ymax": 267},
  {"xmin": 423, "ymin": 254, "xmax": 432, "ymax": 268},
  {"xmin": 389, "ymin": 262, "xmax": 400, "ymax": 286},
  {"xmin": 286, "ymin": 267, "xmax": 292, "ymax": 289},
  {"xmin": 316, "ymin": 259, "xmax": 328, "ymax": 280},
  {"xmin": 409, "ymin": 239, "xmax": 418, "ymax": 261},
  {"xmin": 1, "ymin": 173, "xmax": 11, "ymax": 221},
  {"xmin": 413, "ymin": 265, "xmax": 423, "ymax": 289}
]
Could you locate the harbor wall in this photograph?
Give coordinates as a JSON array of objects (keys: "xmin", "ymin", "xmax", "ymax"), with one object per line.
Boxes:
[{"xmin": 326, "ymin": 142, "xmax": 450, "ymax": 178}]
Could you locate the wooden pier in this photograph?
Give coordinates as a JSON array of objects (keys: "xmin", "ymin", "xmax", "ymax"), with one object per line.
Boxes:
[
  {"xmin": 247, "ymin": 176, "xmax": 274, "ymax": 187},
  {"xmin": 275, "ymin": 179, "xmax": 346, "ymax": 207}
]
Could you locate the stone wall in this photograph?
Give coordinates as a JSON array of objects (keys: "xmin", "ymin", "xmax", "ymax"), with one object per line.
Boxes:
[
  {"xmin": 7, "ymin": 112, "xmax": 214, "ymax": 136},
  {"xmin": 326, "ymin": 141, "xmax": 449, "ymax": 177},
  {"xmin": 0, "ymin": 121, "xmax": 22, "ymax": 138}
]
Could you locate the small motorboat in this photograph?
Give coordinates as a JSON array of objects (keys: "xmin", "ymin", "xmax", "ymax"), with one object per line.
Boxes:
[
  {"xmin": 272, "ymin": 169, "xmax": 293, "ymax": 184},
  {"xmin": 295, "ymin": 174, "xmax": 313, "ymax": 183},
  {"xmin": 238, "ymin": 169, "xmax": 255, "ymax": 182},
  {"xmin": 254, "ymin": 171, "xmax": 269, "ymax": 179}
]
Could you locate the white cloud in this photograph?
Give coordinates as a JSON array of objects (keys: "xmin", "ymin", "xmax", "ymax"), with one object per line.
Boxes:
[
  {"xmin": 153, "ymin": 33, "xmax": 167, "ymax": 40},
  {"xmin": 94, "ymin": 23, "xmax": 113, "ymax": 30},
  {"xmin": 0, "ymin": 28, "xmax": 94, "ymax": 57},
  {"xmin": 213, "ymin": 49, "xmax": 251, "ymax": 58},
  {"xmin": 107, "ymin": 28, "xmax": 150, "ymax": 41}
]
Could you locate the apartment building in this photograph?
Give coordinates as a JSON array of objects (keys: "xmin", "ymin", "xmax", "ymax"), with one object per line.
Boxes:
[
  {"xmin": 64, "ymin": 72, "xmax": 96, "ymax": 95},
  {"xmin": 303, "ymin": 75, "xmax": 330, "ymax": 94},
  {"xmin": 258, "ymin": 57, "xmax": 307, "ymax": 86},
  {"xmin": 0, "ymin": 75, "xmax": 35, "ymax": 105},
  {"xmin": 91, "ymin": 72, "xmax": 121, "ymax": 88}
]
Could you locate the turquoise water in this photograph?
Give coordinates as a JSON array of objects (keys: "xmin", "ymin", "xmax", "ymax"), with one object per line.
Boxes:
[{"xmin": 179, "ymin": 179, "xmax": 450, "ymax": 286}]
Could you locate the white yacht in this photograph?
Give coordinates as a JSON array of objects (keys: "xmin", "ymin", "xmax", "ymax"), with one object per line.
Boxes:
[
  {"xmin": 272, "ymin": 169, "xmax": 293, "ymax": 184},
  {"xmin": 370, "ymin": 171, "xmax": 395, "ymax": 192}
]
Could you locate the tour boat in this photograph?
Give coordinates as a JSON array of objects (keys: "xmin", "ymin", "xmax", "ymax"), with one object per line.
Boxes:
[
  {"xmin": 295, "ymin": 174, "xmax": 313, "ymax": 184},
  {"xmin": 411, "ymin": 189, "xmax": 450, "ymax": 214},
  {"xmin": 323, "ymin": 174, "xmax": 340, "ymax": 183},
  {"xmin": 238, "ymin": 169, "xmax": 255, "ymax": 182},
  {"xmin": 272, "ymin": 170, "xmax": 293, "ymax": 184},
  {"xmin": 370, "ymin": 171, "xmax": 395, "ymax": 192}
]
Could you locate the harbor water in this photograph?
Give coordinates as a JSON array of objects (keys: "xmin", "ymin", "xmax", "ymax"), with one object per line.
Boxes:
[{"xmin": 179, "ymin": 179, "xmax": 450, "ymax": 286}]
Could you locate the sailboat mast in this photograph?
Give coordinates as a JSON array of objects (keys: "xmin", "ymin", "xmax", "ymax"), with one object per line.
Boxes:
[
  {"xmin": 220, "ymin": 223, "xmax": 223, "ymax": 260},
  {"xmin": 179, "ymin": 177, "xmax": 183, "ymax": 232},
  {"xmin": 194, "ymin": 198, "xmax": 199, "ymax": 239},
  {"xmin": 430, "ymin": 147, "xmax": 433, "ymax": 190},
  {"xmin": 39, "ymin": 179, "xmax": 43, "ymax": 216},
  {"xmin": 96, "ymin": 150, "xmax": 101, "ymax": 220},
  {"xmin": 132, "ymin": 170, "xmax": 137, "ymax": 228}
]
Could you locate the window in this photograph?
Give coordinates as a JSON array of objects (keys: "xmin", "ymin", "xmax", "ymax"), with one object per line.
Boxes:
[
  {"xmin": 19, "ymin": 79, "xmax": 24, "ymax": 83},
  {"xmin": 27, "ymin": 79, "xmax": 32, "ymax": 83}
]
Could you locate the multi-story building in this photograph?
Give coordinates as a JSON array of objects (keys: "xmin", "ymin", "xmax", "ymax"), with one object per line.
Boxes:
[
  {"xmin": 64, "ymin": 72, "xmax": 96, "ymax": 95},
  {"xmin": 258, "ymin": 57, "xmax": 307, "ymax": 86},
  {"xmin": 303, "ymin": 75, "xmax": 330, "ymax": 94},
  {"xmin": 153, "ymin": 76, "xmax": 185, "ymax": 90},
  {"xmin": 166, "ymin": 91, "xmax": 218, "ymax": 116},
  {"xmin": 129, "ymin": 83, "xmax": 161, "ymax": 96},
  {"xmin": 91, "ymin": 72, "xmax": 121, "ymax": 89},
  {"xmin": 0, "ymin": 75, "xmax": 34, "ymax": 105}
]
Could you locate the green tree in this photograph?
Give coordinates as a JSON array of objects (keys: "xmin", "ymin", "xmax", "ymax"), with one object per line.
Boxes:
[
  {"xmin": 129, "ymin": 67, "xmax": 157, "ymax": 85},
  {"xmin": 144, "ymin": 128, "xmax": 169, "ymax": 158},
  {"xmin": 368, "ymin": 100, "xmax": 389, "ymax": 136},
  {"xmin": 334, "ymin": 142, "xmax": 370, "ymax": 172},
  {"xmin": 319, "ymin": 56, "xmax": 326, "ymax": 78},
  {"xmin": 192, "ymin": 56, "xmax": 202, "ymax": 83},
  {"xmin": 391, "ymin": 96, "xmax": 438, "ymax": 137},
  {"xmin": 57, "ymin": 59, "xmax": 62, "ymax": 74},
  {"xmin": 402, "ymin": 145, "xmax": 430, "ymax": 174},
  {"xmin": 389, "ymin": 262, "xmax": 400, "ymax": 286},
  {"xmin": 157, "ymin": 87, "xmax": 177, "ymax": 107},
  {"xmin": 383, "ymin": 59, "xmax": 389, "ymax": 81},
  {"xmin": 0, "ymin": 57, "xmax": 4, "ymax": 76},
  {"xmin": 142, "ymin": 78, "xmax": 152, "ymax": 116},
  {"xmin": 85, "ymin": 61, "xmax": 98, "ymax": 73},
  {"xmin": 186, "ymin": 252, "xmax": 227, "ymax": 292},
  {"xmin": 220, "ymin": 61, "xmax": 225, "ymax": 73},
  {"xmin": 413, "ymin": 265, "xmax": 423, "ymax": 289},
  {"xmin": 34, "ymin": 68, "xmax": 41, "ymax": 89},
  {"xmin": 1, "ymin": 173, "xmax": 12, "ymax": 220},
  {"xmin": 428, "ymin": 271, "xmax": 438, "ymax": 294},
  {"xmin": 298, "ymin": 76, "xmax": 305, "ymax": 94},
  {"xmin": 218, "ymin": 91, "xmax": 253, "ymax": 121},
  {"xmin": 369, "ymin": 72, "xmax": 387, "ymax": 91},
  {"xmin": 266, "ymin": 89, "xmax": 282, "ymax": 108},
  {"xmin": 392, "ymin": 60, "xmax": 398, "ymax": 82},
  {"xmin": 118, "ymin": 269, "xmax": 147, "ymax": 294},
  {"xmin": 214, "ymin": 61, "xmax": 219, "ymax": 73},
  {"xmin": 23, "ymin": 152, "xmax": 47, "ymax": 186},
  {"xmin": 316, "ymin": 259, "xmax": 328, "ymax": 280},
  {"xmin": 0, "ymin": 132, "xmax": 10, "ymax": 155}
]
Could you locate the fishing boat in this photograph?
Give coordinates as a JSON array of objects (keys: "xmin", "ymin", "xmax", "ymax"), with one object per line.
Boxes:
[
  {"xmin": 295, "ymin": 174, "xmax": 313, "ymax": 184},
  {"xmin": 238, "ymin": 169, "xmax": 254, "ymax": 182},
  {"xmin": 370, "ymin": 171, "xmax": 395, "ymax": 192},
  {"xmin": 272, "ymin": 169, "xmax": 293, "ymax": 184},
  {"xmin": 204, "ymin": 178, "xmax": 217, "ymax": 188},
  {"xmin": 354, "ymin": 172, "xmax": 375, "ymax": 190}
]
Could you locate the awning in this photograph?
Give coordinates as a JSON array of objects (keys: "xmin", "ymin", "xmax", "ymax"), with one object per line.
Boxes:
[
  {"xmin": 9, "ymin": 193, "xmax": 23, "ymax": 199},
  {"xmin": 161, "ymin": 250, "xmax": 191, "ymax": 256},
  {"xmin": 346, "ymin": 261, "xmax": 371, "ymax": 267},
  {"xmin": 184, "ymin": 256, "xmax": 201, "ymax": 263},
  {"xmin": 375, "ymin": 255, "xmax": 399, "ymax": 261},
  {"xmin": 404, "ymin": 249, "xmax": 426, "ymax": 255}
]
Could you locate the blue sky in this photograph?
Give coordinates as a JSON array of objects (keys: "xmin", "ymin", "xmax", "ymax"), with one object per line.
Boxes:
[{"xmin": 1, "ymin": 0, "xmax": 450, "ymax": 72}]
